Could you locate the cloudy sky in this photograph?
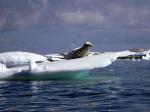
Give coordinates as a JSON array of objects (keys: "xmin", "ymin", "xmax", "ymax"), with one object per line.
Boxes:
[{"xmin": 0, "ymin": 0, "xmax": 150, "ymax": 54}]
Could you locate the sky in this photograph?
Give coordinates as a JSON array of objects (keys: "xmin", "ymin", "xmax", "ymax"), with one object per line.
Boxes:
[{"xmin": 0, "ymin": 0, "xmax": 150, "ymax": 54}]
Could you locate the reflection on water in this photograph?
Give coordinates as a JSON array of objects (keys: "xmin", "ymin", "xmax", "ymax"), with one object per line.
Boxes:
[{"xmin": 0, "ymin": 60, "xmax": 150, "ymax": 111}]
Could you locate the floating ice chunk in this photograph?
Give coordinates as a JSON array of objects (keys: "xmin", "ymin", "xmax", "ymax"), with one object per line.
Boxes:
[
  {"xmin": 117, "ymin": 50, "xmax": 134, "ymax": 57},
  {"xmin": 142, "ymin": 53, "xmax": 150, "ymax": 60}
]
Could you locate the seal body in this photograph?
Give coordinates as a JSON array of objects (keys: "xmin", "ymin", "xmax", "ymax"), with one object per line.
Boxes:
[
  {"xmin": 66, "ymin": 42, "xmax": 93, "ymax": 59},
  {"xmin": 129, "ymin": 48, "xmax": 145, "ymax": 52}
]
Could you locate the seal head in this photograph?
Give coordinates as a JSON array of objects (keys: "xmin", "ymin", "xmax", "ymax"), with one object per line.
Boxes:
[{"xmin": 83, "ymin": 42, "xmax": 93, "ymax": 48}]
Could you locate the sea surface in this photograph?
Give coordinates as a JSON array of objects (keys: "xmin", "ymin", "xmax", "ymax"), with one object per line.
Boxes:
[{"xmin": 0, "ymin": 60, "xmax": 150, "ymax": 112}]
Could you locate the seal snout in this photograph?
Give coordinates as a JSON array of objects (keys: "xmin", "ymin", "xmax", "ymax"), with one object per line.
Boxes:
[{"xmin": 84, "ymin": 42, "xmax": 93, "ymax": 47}]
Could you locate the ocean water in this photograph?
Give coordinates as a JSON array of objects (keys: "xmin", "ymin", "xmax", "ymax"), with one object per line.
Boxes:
[{"xmin": 0, "ymin": 60, "xmax": 150, "ymax": 112}]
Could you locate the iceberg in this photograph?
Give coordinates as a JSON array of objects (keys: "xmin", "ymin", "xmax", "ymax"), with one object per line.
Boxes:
[{"xmin": 0, "ymin": 51, "xmax": 120, "ymax": 80}]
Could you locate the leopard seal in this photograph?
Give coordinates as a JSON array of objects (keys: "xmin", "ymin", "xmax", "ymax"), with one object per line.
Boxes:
[{"xmin": 65, "ymin": 42, "xmax": 93, "ymax": 59}]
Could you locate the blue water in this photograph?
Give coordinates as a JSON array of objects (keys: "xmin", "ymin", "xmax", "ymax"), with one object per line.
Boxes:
[{"xmin": 0, "ymin": 60, "xmax": 150, "ymax": 112}]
